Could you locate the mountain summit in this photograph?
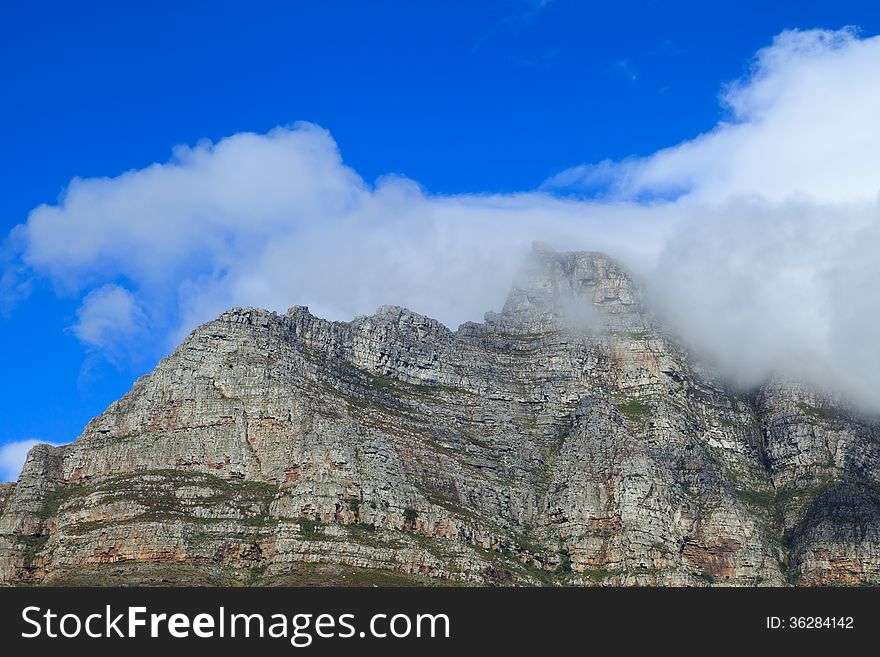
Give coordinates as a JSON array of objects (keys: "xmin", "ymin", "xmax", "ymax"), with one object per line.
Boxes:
[{"xmin": 2, "ymin": 248, "xmax": 879, "ymax": 586}]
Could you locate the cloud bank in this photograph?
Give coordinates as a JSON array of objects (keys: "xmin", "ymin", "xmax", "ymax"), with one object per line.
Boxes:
[
  {"xmin": 5, "ymin": 28, "xmax": 880, "ymax": 412},
  {"xmin": 13, "ymin": 123, "xmax": 673, "ymax": 349},
  {"xmin": 545, "ymin": 27, "xmax": 880, "ymax": 203}
]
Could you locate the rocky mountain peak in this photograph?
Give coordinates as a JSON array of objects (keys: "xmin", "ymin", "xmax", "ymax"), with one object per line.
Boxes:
[
  {"xmin": 1, "ymin": 248, "xmax": 879, "ymax": 587},
  {"xmin": 488, "ymin": 243, "xmax": 643, "ymax": 333}
]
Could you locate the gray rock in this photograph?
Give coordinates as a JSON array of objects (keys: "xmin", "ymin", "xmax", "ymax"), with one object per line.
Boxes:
[{"xmin": 2, "ymin": 245, "xmax": 878, "ymax": 586}]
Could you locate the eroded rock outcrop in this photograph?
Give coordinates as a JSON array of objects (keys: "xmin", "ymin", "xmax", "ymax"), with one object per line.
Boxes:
[{"xmin": 2, "ymin": 246, "xmax": 878, "ymax": 586}]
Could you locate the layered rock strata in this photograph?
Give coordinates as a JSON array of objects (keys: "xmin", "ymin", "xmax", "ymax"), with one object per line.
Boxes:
[{"xmin": 2, "ymin": 247, "xmax": 878, "ymax": 586}]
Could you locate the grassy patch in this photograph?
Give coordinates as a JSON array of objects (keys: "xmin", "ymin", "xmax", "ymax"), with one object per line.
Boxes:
[
  {"xmin": 345, "ymin": 497, "xmax": 360, "ymax": 517},
  {"xmin": 342, "ymin": 523, "xmax": 386, "ymax": 548},
  {"xmin": 493, "ymin": 331, "xmax": 555, "ymax": 341},
  {"xmin": 615, "ymin": 397, "xmax": 652, "ymax": 423},
  {"xmin": 470, "ymin": 543, "xmax": 583, "ymax": 587},
  {"xmin": 696, "ymin": 572, "xmax": 716, "ymax": 585},
  {"xmin": 247, "ymin": 564, "xmax": 267, "ymax": 585},
  {"xmin": 298, "ymin": 518, "xmax": 322, "ymax": 537},
  {"xmin": 56, "ymin": 470, "xmax": 280, "ymax": 536},
  {"xmin": 732, "ymin": 487, "xmax": 776, "ymax": 508},
  {"xmin": 514, "ymin": 532, "xmax": 544, "ymax": 556},
  {"xmin": 408, "ymin": 532, "xmax": 451, "ymax": 560},
  {"xmin": 796, "ymin": 402, "xmax": 842, "ymax": 423},
  {"xmin": 266, "ymin": 564, "xmax": 460, "ymax": 587},
  {"xmin": 359, "ymin": 369, "xmax": 469, "ymax": 400},
  {"xmin": 37, "ymin": 483, "xmax": 91, "ymax": 520},
  {"xmin": 717, "ymin": 414, "xmax": 747, "ymax": 429},
  {"xmin": 16, "ymin": 534, "xmax": 49, "ymax": 565},
  {"xmin": 557, "ymin": 549, "xmax": 573, "ymax": 575},
  {"xmin": 732, "ymin": 476, "xmax": 837, "ymax": 551},
  {"xmin": 463, "ymin": 434, "xmax": 492, "ymax": 449},
  {"xmin": 44, "ymin": 562, "xmax": 246, "ymax": 587},
  {"xmin": 415, "ymin": 485, "xmax": 484, "ymax": 524}
]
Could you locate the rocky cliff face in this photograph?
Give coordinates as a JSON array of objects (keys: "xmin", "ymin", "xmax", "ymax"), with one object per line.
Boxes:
[{"xmin": 2, "ymin": 246, "xmax": 879, "ymax": 586}]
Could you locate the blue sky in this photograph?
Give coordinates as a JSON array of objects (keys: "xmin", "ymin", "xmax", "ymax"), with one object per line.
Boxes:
[{"xmin": 2, "ymin": 0, "xmax": 880, "ymax": 477}]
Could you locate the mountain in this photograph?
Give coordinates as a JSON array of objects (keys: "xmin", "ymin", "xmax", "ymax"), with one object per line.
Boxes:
[{"xmin": 2, "ymin": 245, "xmax": 879, "ymax": 586}]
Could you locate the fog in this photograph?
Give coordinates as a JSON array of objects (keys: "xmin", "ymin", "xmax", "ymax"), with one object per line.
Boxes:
[{"xmin": 5, "ymin": 28, "xmax": 880, "ymax": 412}]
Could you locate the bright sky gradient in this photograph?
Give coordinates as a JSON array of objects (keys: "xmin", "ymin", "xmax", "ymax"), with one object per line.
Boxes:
[{"xmin": 2, "ymin": 1, "xmax": 880, "ymax": 480}]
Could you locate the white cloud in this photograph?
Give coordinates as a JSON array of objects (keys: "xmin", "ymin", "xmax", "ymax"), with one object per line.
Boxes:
[
  {"xmin": 71, "ymin": 284, "xmax": 148, "ymax": 355},
  {"xmin": 546, "ymin": 27, "xmax": 880, "ymax": 203},
  {"xmin": 0, "ymin": 440, "xmax": 61, "ymax": 483},
  {"xmin": 645, "ymin": 196, "xmax": 880, "ymax": 404},
  {"xmin": 14, "ymin": 121, "xmax": 674, "ymax": 346},
  {"xmin": 5, "ymin": 27, "xmax": 880, "ymax": 412}
]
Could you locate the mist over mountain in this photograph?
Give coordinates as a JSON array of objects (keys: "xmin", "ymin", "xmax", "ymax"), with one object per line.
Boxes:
[{"xmin": 4, "ymin": 28, "xmax": 880, "ymax": 418}]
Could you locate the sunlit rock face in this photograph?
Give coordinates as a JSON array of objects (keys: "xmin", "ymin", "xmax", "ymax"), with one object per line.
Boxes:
[{"xmin": 2, "ymin": 245, "xmax": 878, "ymax": 586}]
